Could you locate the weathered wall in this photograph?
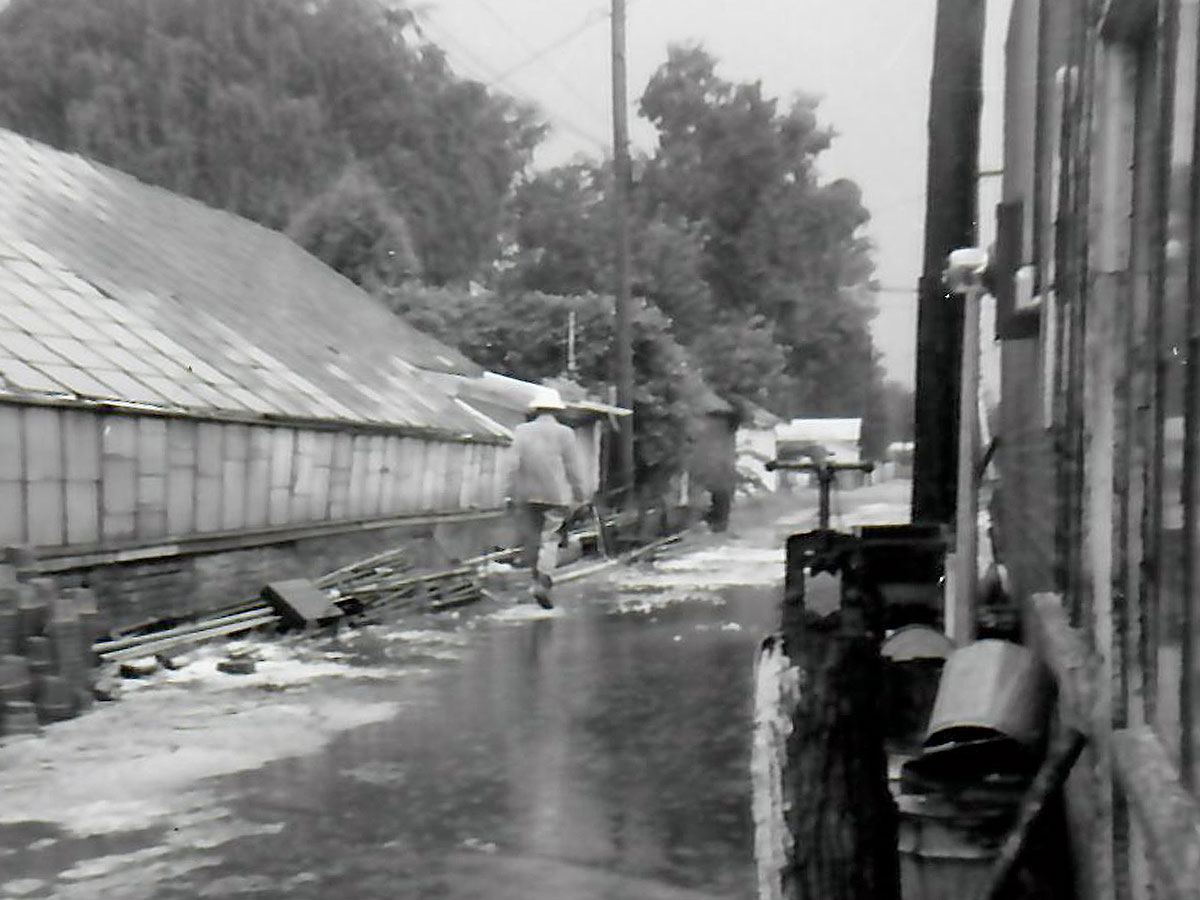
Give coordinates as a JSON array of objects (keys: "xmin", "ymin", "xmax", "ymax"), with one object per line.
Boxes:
[
  {"xmin": 0, "ymin": 401, "xmax": 506, "ymax": 554},
  {"xmin": 25, "ymin": 511, "xmax": 511, "ymax": 632}
]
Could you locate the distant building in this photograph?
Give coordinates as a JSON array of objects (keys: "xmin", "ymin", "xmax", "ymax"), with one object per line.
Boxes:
[
  {"xmin": 428, "ymin": 371, "xmax": 630, "ymax": 502},
  {"xmin": 735, "ymin": 403, "xmax": 783, "ymax": 494},
  {"xmin": 0, "ymin": 127, "xmax": 512, "ymax": 628}
]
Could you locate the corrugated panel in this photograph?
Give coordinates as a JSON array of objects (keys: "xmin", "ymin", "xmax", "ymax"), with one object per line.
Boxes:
[{"xmin": 0, "ymin": 129, "xmax": 501, "ymax": 441}]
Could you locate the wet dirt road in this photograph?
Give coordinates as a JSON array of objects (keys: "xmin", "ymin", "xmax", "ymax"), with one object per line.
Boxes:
[{"xmin": 0, "ymin": 481, "xmax": 910, "ymax": 900}]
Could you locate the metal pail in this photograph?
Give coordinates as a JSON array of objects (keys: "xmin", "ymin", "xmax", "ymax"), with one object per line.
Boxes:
[{"xmin": 924, "ymin": 639, "xmax": 1050, "ymax": 750}]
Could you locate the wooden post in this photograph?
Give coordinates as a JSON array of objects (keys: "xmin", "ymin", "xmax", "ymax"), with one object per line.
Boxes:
[
  {"xmin": 912, "ymin": 0, "xmax": 986, "ymax": 524},
  {"xmin": 611, "ymin": 0, "xmax": 635, "ymax": 502},
  {"xmin": 754, "ymin": 547, "xmax": 900, "ymax": 900}
]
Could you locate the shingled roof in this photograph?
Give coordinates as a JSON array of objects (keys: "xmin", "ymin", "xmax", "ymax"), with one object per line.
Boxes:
[{"xmin": 0, "ymin": 129, "xmax": 502, "ymax": 441}]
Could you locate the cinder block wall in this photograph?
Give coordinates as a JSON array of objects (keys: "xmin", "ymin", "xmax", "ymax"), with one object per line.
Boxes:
[{"xmin": 24, "ymin": 513, "xmax": 511, "ymax": 633}]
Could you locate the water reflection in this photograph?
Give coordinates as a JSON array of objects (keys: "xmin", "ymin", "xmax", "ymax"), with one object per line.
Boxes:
[{"xmin": 153, "ymin": 585, "xmax": 775, "ymax": 899}]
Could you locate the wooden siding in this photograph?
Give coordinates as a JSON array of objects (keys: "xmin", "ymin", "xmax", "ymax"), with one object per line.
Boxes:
[{"xmin": 0, "ymin": 403, "xmax": 506, "ymax": 553}]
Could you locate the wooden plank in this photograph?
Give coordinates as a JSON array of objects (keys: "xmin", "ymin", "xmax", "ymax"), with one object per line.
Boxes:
[
  {"xmin": 289, "ymin": 429, "xmax": 316, "ymax": 523},
  {"xmin": 442, "ymin": 442, "xmax": 465, "ymax": 512},
  {"xmin": 62, "ymin": 411, "xmax": 100, "ymax": 482},
  {"xmin": 244, "ymin": 426, "xmax": 272, "ymax": 530},
  {"xmin": 328, "ymin": 433, "xmax": 353, "ymax": 520},
  {"xmin": 135, "ymin": 417, "xmax": 169, "ymax": 539},
  {"xmin": 347, "ymin": 434, "xmax": 369, "ymax": 518},
  {"xmin": 398, "ymin": 438, "xmax": 426, "ymax": 513},
  {"xmin": 193, "ymin": 422, "xmax": 223, "ymax": 533},
  {"xmin": 0, "ymin": 481, "xmax": 24, "ymax": 544},
  {"xmin": 309, "ymin": 431, "xmax": 334, "ymax": 522},
  {"xmin": 101, "ymin": 416, "xmax": 138, "ymax": 541},
  {"xmin": 380, "ymin": 436, "xmax": 401, "ymax": 514},
  {"xmin": 220, "ymin": 423, "xmax": 250, "ymax": 531},
  {"xmin": 26, "ymin": 481, "xmax": 63, "ymax": 546},
  {"xmin": 166, "ymin": 419, "xmax": 198, "ymax": 536},
  {"xmin": 459, "ymin": 443, "xmax": 479, "ymax": 509},
  {"xmin": 137, "ymin": 417, "xmax": 168, "ymax": 477},
  {"xmin": 136, "ymin": 474, "xmax": 167, "ymax": 539},
  {"xmin": 23, "ymin": 406, "xmax": 62, "ymax": 481},
  {"xmin": 64, "ymin": 480, "xmax": 99, "ymax": 545},
  {"xmin": 364, "ymin": 434, "xmax": 385, "ymax": 518},
  {"xmin": 0, "ymin": 406, "xmax": 21, "ymax": 481},
  {"xmin": 421, "ymin": 441, "xmax": 446, "ymax": 512},
  {"xmin": 268, "ymin": 427, "xmax": 294, "ymax": 527}
]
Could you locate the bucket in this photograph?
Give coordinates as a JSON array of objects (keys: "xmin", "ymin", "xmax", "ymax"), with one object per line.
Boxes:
[
  {"xmin": 898, "ymin": 793, "xmax": 1014, "ymax": 900},
  {"xmin": 925, "ymin": 639, "xmax": 1051, "ymax": 752},
  {"xmin": 882, "ymin": 626, "xmax": 955, "ymax": 749}
]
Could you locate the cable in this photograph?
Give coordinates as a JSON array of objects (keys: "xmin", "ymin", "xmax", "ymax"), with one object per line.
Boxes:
[
  {"xmin": 493, "ymin": 4, "xmax": 613, "ymax": 83},
  {"xmin": 466, "ymin": 0, "xmax": 606, "ymax": 116},
  {"xmin": 413, "ymin": 11, "xmax": 610, "ymax": 150}
]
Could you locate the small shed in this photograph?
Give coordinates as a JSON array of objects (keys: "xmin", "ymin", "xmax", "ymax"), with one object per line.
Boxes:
[
  {"xmin": 0, "ymin": 127, "xmax": 511, "ymax": 627},
  {"xmin": 775, "ymin": 417, "xmax": 864, "ymax": 464},
  {"xmin": 686, "ymin": 385, "xmax": 739, "ymax": 530},
  {"xmin": 430, "ymin": 371, "xmax": 630, "ymax": 500},
  {"xmin": 736, "ymin": 402, "xmax": 783, "ymax": 494},
  {"xmin": 774, "ymin": 417, "xmax": 866, "ymax": 489}
]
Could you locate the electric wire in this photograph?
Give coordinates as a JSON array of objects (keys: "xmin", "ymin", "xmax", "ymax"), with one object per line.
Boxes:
[{"xmin": 412, "ymin": 10, "xmax": 610, "ymax": 150}]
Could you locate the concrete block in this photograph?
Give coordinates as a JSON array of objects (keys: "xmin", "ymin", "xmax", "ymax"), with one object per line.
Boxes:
[
  {"xmin": 35, "ymin": 675, "xmax": 76, "ymax": 723},
  {"xmin": 119, "ymin": 658, "xmax": 158, "ymax": 679},
  {"xmin": 0, "ymin": 654, "xmax": 33, "ymax": 704},
  {"xmin": 0, "ymin": 608, "xmax": 15, "ymax": 656},
  {"xmin": 217, "ymin": 657, "xmax": 256, "ymax": 675},
  {"xmin": 24, "ymin": 636, "xmax": 54, "ymax": 677},
  {"xmin": 1, "ymin": 700, "xmax": 41, "ymax": 736},
  {"xmin": 16, "ymin": 584, "xmax": 46, "ymax": 644}
]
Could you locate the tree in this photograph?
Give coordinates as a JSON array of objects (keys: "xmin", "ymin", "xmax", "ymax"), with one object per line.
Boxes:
[
  {"xmin": 637, "ymin": 45, "xmax": 880, "ymax": 417},
  {"xmin": 390, "ymin": 285, "xmax": 707, "ymax": 489},
  {"xmin": 0, "ymin": 0, "xmax": 543, "ymax": 283},
  {"xmin": 288, "ymin": 164, "xmax": 421, "ymax": 289}
]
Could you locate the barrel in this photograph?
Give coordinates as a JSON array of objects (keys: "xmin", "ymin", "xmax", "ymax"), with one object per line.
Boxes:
[
  {"xmin": 925, "ymin": 639, "xmax": 1051, "ymax": 751},
  {"xmin": 898, "ymin": 793, "xmax": 1015, "ymax": 900}
]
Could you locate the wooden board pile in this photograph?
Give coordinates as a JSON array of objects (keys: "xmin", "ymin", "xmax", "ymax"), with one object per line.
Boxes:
[
  {"xmin": 315, "ymin": 543, "xmax": 507, "ymax": 615},
  {"xmin": 0, "ymin": 562, "xmax": 108, "ymax": 737}
]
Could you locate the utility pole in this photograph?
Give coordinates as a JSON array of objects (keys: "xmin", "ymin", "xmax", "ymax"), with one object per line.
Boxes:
[
  {"xmin": 611, "ymin": 0, "xmax": 636, "ymax": 502},
  {"xmin": 911, "ymin": 0, "xmax": 986, "ymax": 524}
]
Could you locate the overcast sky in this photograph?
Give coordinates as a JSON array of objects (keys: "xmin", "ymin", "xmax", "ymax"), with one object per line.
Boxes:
[{"xmin": 419, "ymin": 0, "xmax": 1012, "ymax": 387}]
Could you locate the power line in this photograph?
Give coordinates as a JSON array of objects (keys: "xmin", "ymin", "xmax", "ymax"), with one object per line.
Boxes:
[
  {"xmin": 413, "ymin": 11, "xmax": 610, "ymax": 150},
  {"xmin": 493, "ymin": 4, "xmax": 613, "ymax": 83},
  {"xmin": 467, "ymin": 0, "xmax": 608, "ymax": 117}
]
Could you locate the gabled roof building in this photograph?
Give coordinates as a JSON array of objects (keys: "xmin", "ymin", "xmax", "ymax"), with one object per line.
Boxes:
[{"xmin": 0, "ymin": 128, "xmax": 511, "ymax": 627}]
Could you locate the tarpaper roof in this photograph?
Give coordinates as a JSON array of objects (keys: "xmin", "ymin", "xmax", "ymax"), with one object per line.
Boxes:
[{"xmin": 0, "ymin": 129, "xmax": 501, "ymax": 441}]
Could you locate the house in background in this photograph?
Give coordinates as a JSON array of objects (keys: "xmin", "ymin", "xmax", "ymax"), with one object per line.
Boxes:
[
  {"xmin": 0, "ymin": 127, "xmax": 514, "ymax": 631},
  {"xmin": 773, "ymin": 417, "xmax": 865, "ymax": 489},
  {"xmin": 735, "ymin": 402, "xmax": 782, "ymax": 495}
]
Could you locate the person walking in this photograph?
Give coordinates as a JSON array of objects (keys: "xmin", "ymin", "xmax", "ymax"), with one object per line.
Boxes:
[{"xmin": 505, "ymin": 392, "xmax": 586, "ymax": 609}]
